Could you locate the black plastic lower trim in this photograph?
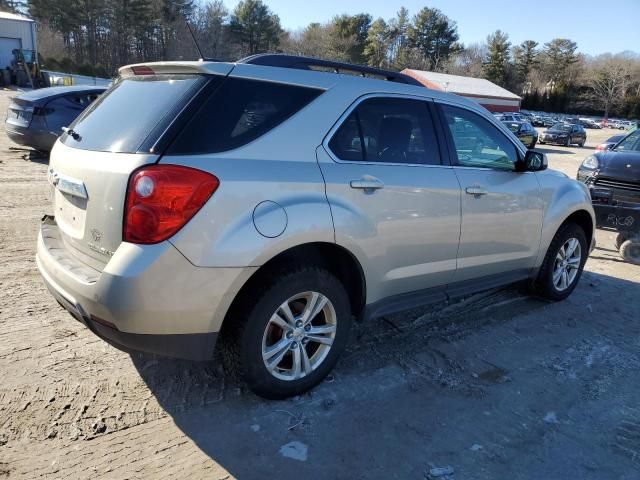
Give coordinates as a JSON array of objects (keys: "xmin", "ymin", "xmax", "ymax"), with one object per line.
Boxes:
[
  {"xmin": 362, "ymin": 268, "xmax": 532, "ymax": 321},
  {"xmin": 86, "ymin": 319, "xmax": 218, "ymax": 361}
]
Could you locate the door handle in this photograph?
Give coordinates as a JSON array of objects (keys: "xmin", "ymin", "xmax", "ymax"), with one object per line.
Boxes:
[
  {"xmin": 350, "ymin": 177, "xmax": 384, "ymax": 190},
  {"xmin": 465, "ymin": 185, "xmax": 488, "ymax": 196}
]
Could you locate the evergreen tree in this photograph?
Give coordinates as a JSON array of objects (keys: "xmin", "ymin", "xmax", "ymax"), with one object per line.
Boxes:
[
  {"xmin": 387, "ymin": 7, "xmax": 410, "ymax": 69},
  {"xmin": 542, "ymin": 38, "xmax": 579, "ymax": 86},
  {"xmin": 513, "ymin": 40, "xmax": 538, "ymax": 84},
  {"xmin": 229, "ymin": 0, "xmax": 282, "ymax": 56},
  {"xmin": 363, "ymin": 18, "xmax": 389, "ymax": 68},
  {"xmin": 484, "ymin": 30, "xmax": 511, "ymax": 86},
  {"xmin": 408, "ymin": 7, "xmax": 460, "ymax": 71}
]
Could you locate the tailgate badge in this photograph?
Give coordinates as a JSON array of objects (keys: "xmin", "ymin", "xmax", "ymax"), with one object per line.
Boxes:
[{"xmin": 91, "ymin": 229, "xmax": 102, "ymax": 242}]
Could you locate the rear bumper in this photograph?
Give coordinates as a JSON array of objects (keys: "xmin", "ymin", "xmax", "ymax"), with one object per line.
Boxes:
[
  {"xmin": 39, "ymin": 261, "xmax": 218, "ymax": 360},
  {"xmin": 36, "ymin": 217, "xmax": 256, "ymax": 360},
  {"xmin": 5, "ymin": 123, "xmax": 56, "ymax": 151}
]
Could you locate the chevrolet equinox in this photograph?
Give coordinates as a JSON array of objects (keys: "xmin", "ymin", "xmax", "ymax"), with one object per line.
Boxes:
[{"xmin": 37, "ymin": 55, "xmax": 595, "ymax": 398}]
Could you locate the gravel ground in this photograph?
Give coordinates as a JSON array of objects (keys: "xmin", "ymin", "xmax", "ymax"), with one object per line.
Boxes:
[{"xmin": 1, "ymin": 87, "xmax": 639, "ymax": 479}]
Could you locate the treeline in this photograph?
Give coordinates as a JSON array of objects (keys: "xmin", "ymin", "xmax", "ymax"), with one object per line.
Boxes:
[{"xmin": 13, "ymin": 0, "xmax": 640, "ymax": 118}]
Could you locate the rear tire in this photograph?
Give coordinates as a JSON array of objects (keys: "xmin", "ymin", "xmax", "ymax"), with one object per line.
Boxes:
[
  {"xmin": 534, "ymin": 223, "xmax": 588, "ymax": 301},
  {"xmin": 222, "ymin": 267, "xmax": 352, "ymax": 399},
  {"xmin": 619, "ymin": 238, "xmax": 640, "ymax": 265}
]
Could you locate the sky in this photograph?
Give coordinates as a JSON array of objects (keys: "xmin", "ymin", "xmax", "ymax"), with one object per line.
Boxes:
[{"xmin": 224, "ymin": 0, "xmax": 640, "ymax": 56}]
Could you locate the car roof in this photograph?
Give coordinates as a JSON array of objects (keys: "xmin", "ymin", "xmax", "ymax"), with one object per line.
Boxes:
[
  {"xmin": 119, "ymin": 59, "xmax": 488, "ymax": 115},
  {"xmin": 16, "ymin": 85, "xmax": 107, "ymax": 102}
]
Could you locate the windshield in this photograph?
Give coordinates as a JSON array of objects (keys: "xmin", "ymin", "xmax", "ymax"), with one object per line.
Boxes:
[
  {"xmin": 550, "ymin": 123, "xmax": 570, "ymax": 132},
  {"xmin": 614, "ymin": 130, "xmax": 640, "ymax": 152},
  {"xmin": 61, "ymin": 74, "xmax": 208, "ymax": 153}
]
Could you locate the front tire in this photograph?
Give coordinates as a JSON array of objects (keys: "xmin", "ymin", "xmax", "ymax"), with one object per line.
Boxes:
[
  {"xmin": 534, "ymin": 223, "xmax": 588, "ymax": 301},
  {"xmin": 226, "ymin": 267, "xmax": 352, "ymax": 399}
]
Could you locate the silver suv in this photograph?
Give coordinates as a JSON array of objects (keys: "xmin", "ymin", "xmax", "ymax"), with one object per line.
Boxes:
[{"xmin": 37, "ymin": 55, "xmax": 595, "ymax": 398}]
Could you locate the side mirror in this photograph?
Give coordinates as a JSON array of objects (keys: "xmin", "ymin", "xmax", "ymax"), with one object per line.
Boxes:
[{"xmin": 522, "ymin": 149, "xmax": 547, "ymax": 172}]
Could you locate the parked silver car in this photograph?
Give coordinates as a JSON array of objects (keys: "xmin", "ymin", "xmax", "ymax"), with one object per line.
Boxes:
[{"xmin": 37, "ymin": 55, "xmax": 595, "ymax": 398}]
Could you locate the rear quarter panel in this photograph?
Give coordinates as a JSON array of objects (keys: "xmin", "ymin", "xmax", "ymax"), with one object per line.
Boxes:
[{"xmin": 164, "ymin": 155, "xmax": 335, "ymax": 267}]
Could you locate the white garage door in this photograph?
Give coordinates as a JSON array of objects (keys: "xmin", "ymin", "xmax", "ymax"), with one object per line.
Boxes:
[{"xmin": 0, "ymin": 37, "xmax": 21, "ymax": 70}]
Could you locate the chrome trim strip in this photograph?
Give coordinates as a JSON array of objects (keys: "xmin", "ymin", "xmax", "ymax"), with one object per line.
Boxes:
[{"xmin": 48, "ymin": 168, "xmax": 88, "ymax": 199}]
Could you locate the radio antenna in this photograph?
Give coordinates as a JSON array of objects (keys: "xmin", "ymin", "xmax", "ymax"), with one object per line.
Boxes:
[{"xmin": 184, "ymin": 18, "xmax": 205, "ymax": 61}]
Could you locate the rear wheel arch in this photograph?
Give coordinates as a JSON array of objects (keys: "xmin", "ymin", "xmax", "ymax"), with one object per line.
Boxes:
[{"xmin": 220, "ymin": 242, "xmax": 366, "ymax": 336}]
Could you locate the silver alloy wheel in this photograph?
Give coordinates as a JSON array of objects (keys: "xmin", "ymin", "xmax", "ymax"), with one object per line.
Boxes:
[
  {"xmin": 261, "ymin": 291, "xmax": 337, "ymax": 381},
  {"xmin": 553, "ymin": 237, "xmax": 582, "ymax": 291}
]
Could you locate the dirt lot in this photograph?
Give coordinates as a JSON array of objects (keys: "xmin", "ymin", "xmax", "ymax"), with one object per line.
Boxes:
[{"xmin": 1, "ymin": 88, "xmax": 639, "ymax": 479}]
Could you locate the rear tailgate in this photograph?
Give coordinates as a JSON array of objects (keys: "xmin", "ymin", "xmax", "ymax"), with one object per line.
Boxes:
[
  {"xmin": 47, "ymin": 63, "xmax": 234, "ymax": 271},
  {"xmin": 48, "ymin": 142, "xmax": 159, "ymax": 269}
]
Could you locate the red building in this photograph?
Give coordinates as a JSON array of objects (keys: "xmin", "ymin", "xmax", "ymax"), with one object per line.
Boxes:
[{"xmin": 402, "ymin": 69, "xmax": 522, "ymax": 113}]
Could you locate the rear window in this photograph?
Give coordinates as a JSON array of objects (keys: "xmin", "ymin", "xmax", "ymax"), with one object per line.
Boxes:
[
  {"xmin": 167, "ymin": 78, "xmax": 323, "ymax": 154},
  {"xmin": 61, "ymin": 75, "xmax": 207, "ymax": 153}
]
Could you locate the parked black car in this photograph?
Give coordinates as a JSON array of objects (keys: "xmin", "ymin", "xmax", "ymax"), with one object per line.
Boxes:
[
  {"xmin": 577, "ymin": 128, "xmax": 640, "ymax": 264},
  {"xmin": 503, "ymin": 120, "xmax": 537, "ymax": 148},
  {"xmin": 539, "ymin": 123, "xmax": 586, "ymax": 147},
  {"xmin": 6, "ymin": 85, "xmax": 107, "ymax": 152}
]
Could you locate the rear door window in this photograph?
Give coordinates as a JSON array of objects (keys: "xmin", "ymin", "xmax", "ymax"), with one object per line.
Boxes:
[
  {"xmin": 167, "ymin": 78, "xmax": 323, "ymax": 155},
  {"xmin": 328, "ymin": 97, "xmax": 441, "ymax": 165},
  {"xmin": 61, "ymin": 75, "xmax": 207, "ymax": 153}
]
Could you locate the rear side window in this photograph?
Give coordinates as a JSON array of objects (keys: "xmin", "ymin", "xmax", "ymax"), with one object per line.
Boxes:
[
  {"xmin": 62, "ymin": 75, "xmax": 207, "ymax": 153},
  {"xmin": 167, "ymin": 78, "xmax": 323, "ymax": 154},
  {"xmin": 328, "ymin": 97, "xmax": 440, "ymax": 165}
]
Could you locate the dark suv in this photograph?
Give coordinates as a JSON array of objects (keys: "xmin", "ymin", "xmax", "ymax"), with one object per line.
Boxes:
[
  {"xmin": 539, "ymin": 123, "xmax": 586, "ymax": 147},
  {"xmin": 577, "ymin": 128, "xmax": 640, "ymax": 264}
]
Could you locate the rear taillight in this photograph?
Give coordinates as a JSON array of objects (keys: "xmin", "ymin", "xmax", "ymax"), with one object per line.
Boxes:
[{"xmin": 124, "ymin": 165, "xmax": 219, "ymax": 244}]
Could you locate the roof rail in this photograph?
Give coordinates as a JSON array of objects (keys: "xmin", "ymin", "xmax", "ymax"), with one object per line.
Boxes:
[{"xmin": 236, "ymin": 54, "xmax": 422, "ymax": 86}]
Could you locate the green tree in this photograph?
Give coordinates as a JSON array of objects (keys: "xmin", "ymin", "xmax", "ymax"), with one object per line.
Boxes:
[
  {"xmin": 484, "ymin": 30, "xmax": 511, "ymax": 86},
  {"xmin": 363, "ymin": 18, "xmax": 389, "ymax": 68},
  {"xmin": 543, "ymin": 38, "xmax": 579, "ymax": 86},
  {"xmin": 387, "ymin": 7, "xmax": 410, "ymax": 69},
  {"xmin": 229, "ymin": 0, "xmax": 282, "ymax": 56},
  {"xmin": 408, "ymin": 7, "xmax": 460, "ymax": 71},
  {"xmin": 512, "ymin": 40, "xmax": 538, "ymax": 85},
  {"xmin": 193, "ymin": 0, "xmax": 229, "ymax": 59},
  {"xmin": 329, "ymin": 13, "xmax": 371, "ymax": 63}
]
